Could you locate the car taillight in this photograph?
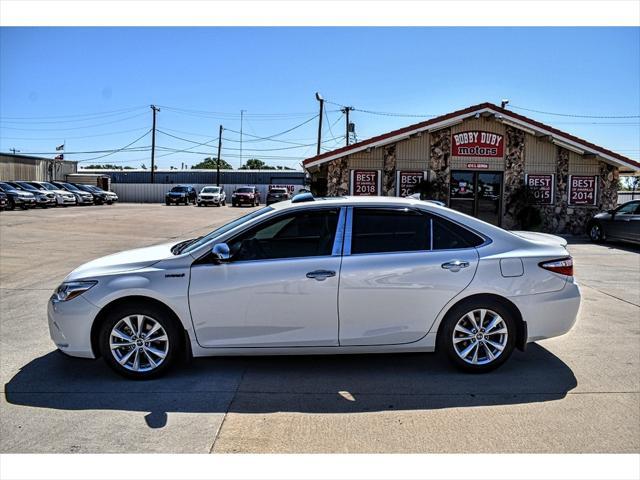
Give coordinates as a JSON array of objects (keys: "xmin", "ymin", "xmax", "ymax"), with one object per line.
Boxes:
[{"xmin": 539, "ymin": 257, "xmax": 573, "ymax": 276}]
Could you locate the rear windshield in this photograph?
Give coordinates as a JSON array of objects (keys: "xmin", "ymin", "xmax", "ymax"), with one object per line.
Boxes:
[
  {"xmin": 171, "ymin": 186, "xmax": 189, "ymax": 192},
  {"xmin": 270, "ymin": 188, "xmax": 288, "ymax": 193},
  {"xmin": 236, "ymin": 187, "xmax": 254, "ymax": 193}
]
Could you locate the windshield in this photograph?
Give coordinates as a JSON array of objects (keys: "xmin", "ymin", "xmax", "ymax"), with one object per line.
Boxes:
[
  {"xmin": 0, "ymin": 183, "xmax": 18, "ymax": 192},
  {"xmin": 171, "ymin": 186, "xmax": 188, "ymax": 192},
  {"xmin": 62, "ymin": 183, "xmax": 81, "ymax": 192},
  {"xmin": 180, "ymin": 206, "xmax": 274, "ymax": 255},
  {"xmin": 16, "ymin": 182, "xmax": 39, "ymax": 191},
  {"xmin": 236, "ymin": 187, "xmax": 254, "ymax": 193},
  {"xmin": 39, "ymin": 182, "xmax": 58, "ymax": 190},
  {"xmin": 201, "ymin": 187, "xmax": 220, "ymax": 193}
]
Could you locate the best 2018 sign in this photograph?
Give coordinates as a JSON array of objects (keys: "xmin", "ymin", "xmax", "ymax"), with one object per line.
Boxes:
[
  {"xmin": 452, "ymin": 131, "xmax": 504, "ymax": 157},
  {"xmin": 568, "ymin": 175, "xmax": 598, "ymax": 206},
  {"xmin": 352, "ymin": 170, "xmax": 380, "ymax": 196},
  {"xmin": 526, "ymin": 174, "xmax": 554, "ymax": 205}
]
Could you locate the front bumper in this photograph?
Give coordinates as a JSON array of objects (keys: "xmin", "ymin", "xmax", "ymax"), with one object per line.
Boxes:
[
  {"xmin": 15, "ymin": 197, "xmax": 36, "ymax": 206},
  {"xmin": 48, "ymin": 295, "xmax": 100, "ymax": 358},
  {"xmin": 77, "ymin": 196, "xmax": 94, "ymax": 205},
  {"xmin": 166, "ymin": 196, "xmax": 188, "ymax": 203},
  {"xmin": 61, "ymin": 196, "xmax": 77, "ymax": 205},
  {"xmin": 511, "ymin": 279, "xmax": 582, "ymax": 342},
  {"xmin": 233, "ymin": 196, "xmax": 256, "ymax": 205},
  {"xmin": 199, "ymin": 196, "xmax": 222, "ymax": 204}
]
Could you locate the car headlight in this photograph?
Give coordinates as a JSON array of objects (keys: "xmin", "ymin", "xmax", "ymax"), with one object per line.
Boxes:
[{"xmin": 51, "ymin": 281, "xmax": 97, "ymax": 303}]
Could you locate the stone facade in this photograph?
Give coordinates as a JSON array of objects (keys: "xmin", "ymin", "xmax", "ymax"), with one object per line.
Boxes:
[
  {"xmin": 502, "ymin": 126, "xmax": 527, "ymax": 229},
  {"xmin": 382, "ymin": 144, "xmax": 397, "ymax": 196},
  {"xmin": 326, "ymin": 156, "xmax": 349, "ymax": 196},
  {"xmin": 428, "ymin": 128, "xmax": 451, "ymax": 202}
]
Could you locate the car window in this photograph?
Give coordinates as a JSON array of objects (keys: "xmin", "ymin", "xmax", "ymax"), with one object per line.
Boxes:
[
  {"xmin": 228, "ymin": 208, "xmax": 340, "ymax": 261},
  {"xmin": 351, "ymin": 208, "xmax": 430, "ymax": 254},
  {"xmin": 432, "ymin": 215, "xmax": 484, "ymax": 249},
  {"xmin": 616, "ymin": 202, "xmax": 639, "ymax": 215},
  {"xmin": 171, "ymin": 186, "xmax": 188, "ymax": 192}
]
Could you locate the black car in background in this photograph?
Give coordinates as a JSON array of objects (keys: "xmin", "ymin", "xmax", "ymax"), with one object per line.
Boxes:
[
  {"xmin": 86, "ymin": 185, "xmax": 118, "ymax": 204},
  {"xmin": 0, "ymin": 191, "xmax": 7, "ymax": 211},
  {"xmin": 587, "ymin": 200, "xmax": 640, "ymax": 245},
  {"xmin": 165, "ymin": 185, "xmax": 197, "ymax": 205},
  {"xmin": 0, "ymin": 182, "xmax": 36, "ymax": 210},
  {"xmin": 73, "ymin": 183, "xmax": 109, "ymax": 205},
  {"xmin": 51, "ymin": 181, "xmax": 94, "ymax": 205},
  {"xmin": 5, "ymin": 181, "xmax": 55, "ymax": 208},
  {"xmin": 266, "ymin": 187, "xmax": 290, "ymax": 206}
]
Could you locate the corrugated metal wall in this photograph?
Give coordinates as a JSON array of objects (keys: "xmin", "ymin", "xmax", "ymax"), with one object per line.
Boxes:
[
  {"xmin": 86, "ymin": 169, "xmax": 305, "ymax": 185},
  {"xmin": 111, "ymin": 183, "xmax": 304, "ymax": 203},
  {"xmin": 0, "ymin": 155, "xmax": 77, "ymax": 181},
  {"xmin": 396, "ymin": 134, "xmax": 430, "ymax": 170},
  {"xmin": 525, "ymin": 136, "xmax": 556, "ymax": 173}
]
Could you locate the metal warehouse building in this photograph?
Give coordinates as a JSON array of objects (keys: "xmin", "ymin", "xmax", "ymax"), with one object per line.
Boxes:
[
  {"xmin": 303, "ymin": 102, "xmax": 640, "ymax": 234},
  {"xmin": 0, "ymin": 154, "xmax": 77, "ymax": 182},
  {"xmin": 80, "ymin": 168, "xmax": 307, "ymax": 203}
]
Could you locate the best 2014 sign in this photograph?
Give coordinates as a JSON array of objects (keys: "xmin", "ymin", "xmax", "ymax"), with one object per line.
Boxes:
[
  {"xmin": 526, "ymin": 174, "xmax": 554, "ymax": 205},
  {"xmin": 569, "ymin": 175, "xmax": 598, "ymax": 206},
  {"xmin": 352, "ymin": 170, "xmax": 380, "ymax": 196},
  {"xmin": 452, "ymin": 131, "xmax": 504, "ymax": 157}
]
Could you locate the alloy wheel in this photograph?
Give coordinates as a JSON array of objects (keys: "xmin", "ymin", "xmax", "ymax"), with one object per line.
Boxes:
[
  {"xmin": 109, "ymin": 314, "xmax": 169, "ymax": 372},
  {"xmin": 590, "ymin": 224, "xmax": 602, "ymax": 241},
  {"xmin": 452, "ymin": 309, "xmax": 508, "ymax": 365}
]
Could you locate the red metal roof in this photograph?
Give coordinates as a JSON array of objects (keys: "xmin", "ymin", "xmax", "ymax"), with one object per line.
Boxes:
[{"xmin": 303, "ymin": 102, "xmax": 640, "ymax": 171}]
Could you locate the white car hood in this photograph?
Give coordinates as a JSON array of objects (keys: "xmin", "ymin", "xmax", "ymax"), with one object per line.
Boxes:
[
  {"xmin": 511, "ymin": 231, "xmax": 568, "ymax": 247},
  {"xmin": 65, "ymin": 242, "xmax": 175, "ymax": 281}
]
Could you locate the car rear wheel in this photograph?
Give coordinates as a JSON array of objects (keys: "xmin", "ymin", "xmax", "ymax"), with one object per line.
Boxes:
[
  {"xmin": 441, "ymin": 299, "xmax": 516, "ymax": 373},
  {"xmin": 99, "ymin": 304, "xmax": 180, "ymax": 379}
]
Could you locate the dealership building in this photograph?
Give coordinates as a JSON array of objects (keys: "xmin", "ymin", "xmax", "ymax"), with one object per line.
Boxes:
[{"xmin": 303, "ymin": 102, "xmax": 640, "ymax": 234}]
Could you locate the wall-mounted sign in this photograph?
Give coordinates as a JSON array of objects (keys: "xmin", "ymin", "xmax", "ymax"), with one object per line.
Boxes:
[
  {"xmin": 396, "ymin": 171, "xmax": 427, "ymax": 197},
  {"xmin": 269, "ymin": 184, "xmax": 296, "ymax": 194},
  {"xmin": 351, "ymin": 169, "xmax": 380, "ymax": 196},
  {"xmin": 568, "ymin": 175, "xmax": 598, "ymax": 206},
  {"xmin": 466, "ymin": 162, "xmax": 489, "ymax": 169},
  {"xmin": 452, "ymin": 131, "xmax": 504, "ymax": 158},
  {"xmin": 526, "ymin": 174, "xmax": 555, "ymax": 205}
]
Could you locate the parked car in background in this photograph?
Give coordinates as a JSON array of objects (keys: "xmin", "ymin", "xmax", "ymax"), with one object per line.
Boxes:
[
  {"xmin": 6, "ymin": 181, "xmax": 56, "ymax": 208},
  {"xmin": 28, "ymin": 181, "xmax": 77, "ymax": 206},
  {"xmin": 88, "ymin": 185, "xmax": 118, "ymax": 204},
  {"xmin": 165, "ymin": 185, "xmax": 197, "ymax": 205},
  {"xmin": 587, "ymin": 200, "xmax": 640, "ymax": 245},
  {"xmin": 232, "ymin": 186, "xmax": 260, "ymax": 207},
  {"xmin": 73, "ymin": 184, "xmax": 110, "ymax": 205},
  {"xmin": 0, "ymin": 182, "xmax": 36, "ymax": 209},
  {"xmin": 0, "ymin": 191, "xmax": 7, "ymax": 211},
  {"xmin": 266, "ymin": 187, "xmax": 290, "ymax": 205},
  {"xmin": 51, "ymin": 181, "xmax": 94, "ymax": 205},
  {"xmin": 197, "ymin": 186, "xmax": 226, "ymax": 207},
  {"xmin": 48, "ymin": 195, "xmax": 581, "ymax": 379}
]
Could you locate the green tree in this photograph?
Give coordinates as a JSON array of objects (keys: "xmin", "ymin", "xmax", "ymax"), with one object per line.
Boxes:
[
  {"xmin": 240, "ymin": 158, "xmax": 274, "ymax": 170},
  {"xmin": 191, "ymin": 157, "xmax": 233, "ymax": 170}
]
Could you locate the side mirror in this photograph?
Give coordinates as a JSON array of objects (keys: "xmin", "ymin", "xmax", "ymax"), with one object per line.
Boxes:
[{"xmin": 211, "ymin": 243, "xmax": 231, "ymax": 262}]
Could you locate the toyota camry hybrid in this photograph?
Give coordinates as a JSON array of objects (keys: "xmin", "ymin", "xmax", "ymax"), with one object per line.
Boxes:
[{"xmin": 48, "ymin": 194, "xmax": 581, "ymax": 379}]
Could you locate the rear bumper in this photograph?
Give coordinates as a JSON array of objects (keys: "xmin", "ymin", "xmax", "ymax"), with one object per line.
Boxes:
[{"xmin": 511, "ymin": 279, "xmax": 581, "ymax": 342}]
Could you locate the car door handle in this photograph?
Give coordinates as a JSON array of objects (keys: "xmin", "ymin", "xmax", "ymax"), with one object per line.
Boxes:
[
  {"xmin": 306, "ymin": 269, "xmax": 336, "ymax": 280},
  {"xmin": 441, "ymin": 260, "xmax": 470, "ymax": 272}
]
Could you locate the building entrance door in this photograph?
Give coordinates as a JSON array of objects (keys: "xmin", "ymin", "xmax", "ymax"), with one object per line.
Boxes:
[{"xmin": 449, "ymin": 171, "xmax": 503, "ymax": 226}]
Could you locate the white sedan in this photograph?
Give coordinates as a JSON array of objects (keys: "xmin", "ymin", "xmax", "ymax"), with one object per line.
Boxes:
[{"xmin": 48, "ymin": 194, "xmax": 580, "ymax": 379}]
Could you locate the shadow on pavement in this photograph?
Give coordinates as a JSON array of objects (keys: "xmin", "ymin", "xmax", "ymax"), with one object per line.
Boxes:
[
  {"xmin": 564, "ymin": 235, "xmax": 640, "ymax": 253},
  {"xmin": 5, "ymin": 344, "xmax": 577, "ymax": 428}
]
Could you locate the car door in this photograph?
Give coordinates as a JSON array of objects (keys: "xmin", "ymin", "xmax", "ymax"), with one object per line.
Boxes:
[
  {"xmin": 608, "ymin": 201, "xmax": 640, "ymax": 240},
  {"xmin": 338, "ymin": 207, "xmax": 480, "ymax": 346},
  {"xmin": 189, "ymin": 207, "xmax": 344, "ymax": 347}
]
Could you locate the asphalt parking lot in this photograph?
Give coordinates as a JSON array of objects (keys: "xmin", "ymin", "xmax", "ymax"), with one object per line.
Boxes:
[{"xmin": 1, "ymin": 203, "xmax": 638, "ymax": 453}]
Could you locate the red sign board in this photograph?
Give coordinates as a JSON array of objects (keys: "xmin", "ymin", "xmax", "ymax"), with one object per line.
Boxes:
[
  {"xmin": 270, "ymin": 184, "xmax": 296, "ymax": 194},
  {"xmin": 397, "ymin": 171, "xmax": 425, "ymax": 197},
  {"xmin": 352, "ymin": 170, "xmax": 379, "ymax": 196},
  {"xmin": 466, "ymin": 162, "xmax": 489, "ymax": 169},
  {"xmin": 569, "ymin": 175, "xmax": 597, "ymax": 206},
  {"xmin": 526, "ymin": 174, "xmax": 554, "ymax": 205},
  {"xmin": 452, "ymin": 131, "xmax": 504, "ymax": 157}
]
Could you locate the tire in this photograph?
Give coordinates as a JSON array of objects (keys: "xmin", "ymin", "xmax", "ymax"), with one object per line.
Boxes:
[
  {"xmin": 588, "ymin": 222, "xmax": 605, "ymax": 243},
  {"xmin": 7, "ymin": 199, "xmax": 15, "ymax": 211},
  {"xmin": 197, "ymin": 202, "xmax": 202, "ymax": 207},
  {"xmin": 165, "ymin": 200, "xmax": 170, "ymax": 206},
  {"xmin": 99, "ymin": 303, "xmax": 181, "ymax": 380},
  {"xmin": 440, "ymin": 298, "xmax": 516, "ymax": 373}
]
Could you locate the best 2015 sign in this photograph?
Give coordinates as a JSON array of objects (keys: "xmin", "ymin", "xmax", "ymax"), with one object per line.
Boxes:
[
  {"xmin": 351, "ymin": 170, "xmax": 380, "ymax": 196},
  {"xmin": 526, "ymin": 174, "xmax": 554, "ymax": 205},
  {"xmin": 452, "ymin": 131, "xmax": 504, "ymax": 157},
  {"xmin": 568, "ymin": 175, "xmax": 598, "ymax": 206}
]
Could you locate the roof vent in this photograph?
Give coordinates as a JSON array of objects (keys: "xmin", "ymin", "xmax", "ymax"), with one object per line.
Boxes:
[{"xmin": 291, "ymin": 192, "xmax": 315, "ymax": 203}]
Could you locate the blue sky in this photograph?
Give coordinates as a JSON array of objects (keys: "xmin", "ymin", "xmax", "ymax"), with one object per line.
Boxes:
[{"xmin": 1, "ymin": 27, "xmax": 638, "ymax": 169}]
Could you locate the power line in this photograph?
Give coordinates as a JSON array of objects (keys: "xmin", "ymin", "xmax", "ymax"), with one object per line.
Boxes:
[
  {"xmin": 224, "ymin": 114, "xmax": 319, "ymax": 143},
  {"xmin": 0, "ymin": 105, "xmax": 147, "ymax": 121},
  {"xmin": 77, "ymin": 129, "xmax": 152, "ymax": 162},
  {"xmin": 0, "ymin": 106, "xmax": 148, "ymax": 124},
  {"xmin": 0, "ymin": 126, "xmax": 150, "ymax": 141},
  {"xmin": 0, "ymin": 112, "xmax": 149, "ymax": 131},
  {"xmin": 509, "ymin": 105, "xmax": 640, "ymax": 119}
]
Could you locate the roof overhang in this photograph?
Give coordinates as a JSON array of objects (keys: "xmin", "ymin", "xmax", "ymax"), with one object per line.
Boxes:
[{"xmin": 303, "ymin": 103, "xmax": 640, "ymax": 174}]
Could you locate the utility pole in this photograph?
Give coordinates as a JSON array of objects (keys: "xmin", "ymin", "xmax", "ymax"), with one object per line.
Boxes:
[
  {"xmin": 150, "ymin": 105, "xmax": 160, "ymax": 183},
  {"xmin": 9, "ymin": 148, "xmax": 20, "ymax": 155},
  {"xmin": 341, "ymin": 106, "xmax": 354, "ymax": 146},
  {"xmin": 315, "ymin": 92, "xmax": 324, "ymax": 156},
  {"xmin": 240, "ymin": 109, "xmax": 246, "ymax": 169},
  {"xmin": 216, "ymin": 124, "xmax": 223, "ymax": 186}
]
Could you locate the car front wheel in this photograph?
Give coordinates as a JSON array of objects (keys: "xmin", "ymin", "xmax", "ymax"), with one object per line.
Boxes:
[
  {"xmin": 99, "ymin": 304, "xmax": 180, "ymax": 379},
  {"xmin": 441, "ymin": 300, "xmax": 516, "ymax": 373}
]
